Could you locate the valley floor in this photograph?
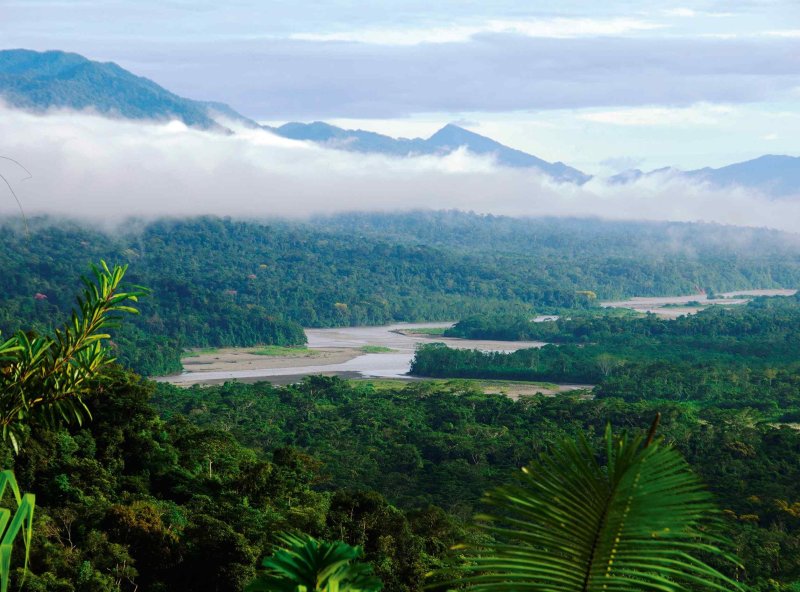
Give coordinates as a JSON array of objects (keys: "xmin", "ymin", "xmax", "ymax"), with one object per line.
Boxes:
[{"xmin": 158, "ymin": 322, "xmax": 548, "ymax": 385}]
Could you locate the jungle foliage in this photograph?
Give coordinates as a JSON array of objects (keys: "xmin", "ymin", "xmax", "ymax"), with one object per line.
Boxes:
[
  {"xmin": 0, "ymin": 262, "xmax": 142, "ymax": 450},
  {"xmin": 152, "ymin": 375, "xmax": 800, "ymax": 591},
  {"xmin": 3, "ymin": 212, "xmax": 800, "ymax": 375},
  {"xmin": 4, "ymin": 214, "xmax": 800, "ymax": 590},
  {"xmin": 454, "ymin": 422, "xmax": 744, "ymax": 592},
  {"xmin": 413, "ymin": 294, "xmax": 800, "ymax": 413},
  {"xmin": 2, "ymin": 331, "xmax": 799, "ymax": 590},
  {"xmin": 246, "ymin": 533, "xmax": 382, "ymax": 592}
]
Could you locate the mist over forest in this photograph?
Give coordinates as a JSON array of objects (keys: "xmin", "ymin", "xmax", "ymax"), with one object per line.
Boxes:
[{"xmin": 1, "ymin": 105, "xmax": 799, "ymax": 231}]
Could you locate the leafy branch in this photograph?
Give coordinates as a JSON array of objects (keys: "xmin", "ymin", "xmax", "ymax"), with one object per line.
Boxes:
[{"xmin": 0, "ymin": 261, "xmax": 145, "ymax": 451}]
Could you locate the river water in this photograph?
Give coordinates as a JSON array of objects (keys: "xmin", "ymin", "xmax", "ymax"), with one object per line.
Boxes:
[
  {"xmin": 601, "ymin": 288, "xmax": 797, "ymax": 316},
  {"xmin": 161, "ymin": 289, "xmax": 797, "ymax": 385},
  {"xmin": 162, "ymin": 322, "xmax": 548, "ymax": 385}
]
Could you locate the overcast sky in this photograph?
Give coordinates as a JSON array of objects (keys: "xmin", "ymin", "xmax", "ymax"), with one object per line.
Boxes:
[{"xmin": 1, "ymin": 1, "xmax": 799, "ymax": 171}]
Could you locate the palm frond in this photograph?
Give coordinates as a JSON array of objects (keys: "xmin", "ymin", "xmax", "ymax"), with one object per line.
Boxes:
[
  {"xmin": 247, "ymin": 532, "xmax": 383, "ymax": 592},
  {"xmin": 0, "ymin": 470, "xmax": 34, "ymax": 592},
  {"xmin": 451, "ymin": 422, "xmax": 744, "ymax": 592}
]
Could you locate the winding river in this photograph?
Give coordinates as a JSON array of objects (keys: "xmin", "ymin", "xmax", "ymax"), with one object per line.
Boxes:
[
  {"xmin": 159, "ymin": 322, "xmax": 548, "ymax": 385},
  {"xmin": 159, "ymin": 289, "xmax": 797, "ymax": 386}
]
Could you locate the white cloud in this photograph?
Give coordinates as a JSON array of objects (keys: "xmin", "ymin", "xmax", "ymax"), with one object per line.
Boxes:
[
  {"xmin": 0, "ymin": 107, "xmax": 798, "ymax": 233},
  {"xmin": 661, "ymin": 8, "xmax": 735, "ymax": 18},
  {"xmin": 662, "ymin": 8, "xmax": 697, "ymax": 17},
  {"xmin": 579, "ymin": 104, "xmax": 736, "ymax": 126},
  {"xmin": 291, "ymin": 25, "xmax": 474, "ymax": 46},
  {"xmin": 764, "ymin": 29, "xmax": 800, "ymax": 37},
  {"xmin": 699, "ymin": 32, "xmax": 741, "ymax": 39},
  {"xmin": 290, "ymin": 17, "xmax": 664, "ymax": 46},
  {"xmin": 487, "ymin": 17, "xmax": 665, "ymax": 38},
  {"xmin": 708, "ymin": 29, "xmax": 800, "ymax": 40}
]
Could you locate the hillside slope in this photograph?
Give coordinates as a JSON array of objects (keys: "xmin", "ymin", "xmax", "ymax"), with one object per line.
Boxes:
[{"xmin": 0, "ymin": 49, "xmax": 256, "ymax": 130}]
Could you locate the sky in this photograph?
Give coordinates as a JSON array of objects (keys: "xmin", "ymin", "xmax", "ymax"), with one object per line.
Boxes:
[{"xmin": 2, "ymin": 0, "xmax": 800, "ymax": 172}]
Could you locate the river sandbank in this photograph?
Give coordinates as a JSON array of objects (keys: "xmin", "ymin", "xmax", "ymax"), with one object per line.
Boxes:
[{"xmin": 158, "ymin": 322, "xmax": 547, "ymax": 386}]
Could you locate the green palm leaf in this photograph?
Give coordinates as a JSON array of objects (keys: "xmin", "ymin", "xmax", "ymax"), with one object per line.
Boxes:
[
  {"xmin": 0, "ymin": 470, "xmax": 34, "ymax": 592},
  {"xmin": 452, "ymin": 420, "xmax": 745, "ymax": 592},
  {"xmin": 246, "ymin": 532, "xmax": 383, "ymax": 592}
]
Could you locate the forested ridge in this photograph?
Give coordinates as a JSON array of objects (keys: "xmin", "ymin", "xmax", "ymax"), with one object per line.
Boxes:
[
  {"xmin": 2, "ymin": 212, "xmax": 800, "ymax": 376},
  {"xmin": 445, "ymin": 294, "xmax": 800, "ymax": 349}
]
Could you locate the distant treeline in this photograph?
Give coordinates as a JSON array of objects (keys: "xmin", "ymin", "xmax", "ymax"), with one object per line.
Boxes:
[
  {"xmin": 412, "ymin": 293, "xmax": 800, "ymax": 414},
  {"xmin": 444, "ymin": 294, "xmax": 800, "ymax": 344},
  {"xmin": 2, "ymin": 212, "xmax": 800, "ymax": 375}
]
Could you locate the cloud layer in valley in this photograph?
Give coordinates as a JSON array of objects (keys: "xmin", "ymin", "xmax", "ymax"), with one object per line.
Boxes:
[{"xmin": 0, "ymin": 107, "xmax": 799, "ymax": 233}]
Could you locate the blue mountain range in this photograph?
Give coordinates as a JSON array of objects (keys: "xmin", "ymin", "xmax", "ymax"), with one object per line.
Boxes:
[
  {"xmin": 0, "ymin": 49, "xmax": 258, "ymax": 131},
  {"xmin": 610, "ymin": 155, "xmax": 800, "ymax": 198},
  {"xmin": 686, "ymin": 155, "xmax": 800, "ymax": 197},
  {"xmin": 268, "ymin": 121, "xmax": 591, "ymax": 183},
  {"xmin": 1, "ymin": 49, "xmax": 798, "ymax": 195}
]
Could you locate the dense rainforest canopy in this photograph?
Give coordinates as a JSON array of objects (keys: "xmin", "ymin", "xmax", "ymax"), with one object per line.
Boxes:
[
  {"xmin": 414, "ymin": 294, "xmax": 800, "ymax": 414},
  {"xmin": 1, "ymin": 239, "xmax": 799, "ymax": 590},
  {"xmin": 149, "ymin": 376, "xmax": 800, "ymax": 591},
  {"xmin": 2, "ymin": 212, "xmax": 800, "ymax": 375},
  {"xmin": 3, "ymin": 369, "xmax": 796, "ymax": 592}
]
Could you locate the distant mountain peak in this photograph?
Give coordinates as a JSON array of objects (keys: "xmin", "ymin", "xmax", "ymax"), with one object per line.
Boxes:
[
  {"xmin": 685, "ymin": 154, "xmax": 800, "ymax": 197},
  {"xmin": 428, "ymin": 124, "xmax": 485, "ymax": 144},
  {"xmin": 0, "ymin": 48, "xmax": 256, "ymax": 131},
  {"xmin": 271, "ymin": 121, "xmax": 591, "ymax": 184},
  {"xmin": 433, "ymin": 122, "xmax": 472, "ymax": 134},
  {"xmin": 277, "ymin": 121, "xmax": 343, "ymax": 138},
  {"xmin": 610, "ymin": 155, "xmax": 800, "ymax": 198}
]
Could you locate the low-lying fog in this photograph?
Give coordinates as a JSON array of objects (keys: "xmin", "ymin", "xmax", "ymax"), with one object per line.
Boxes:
[{"xmin": 1, "ymin": 105, "xmax": 798, "ymax": 233}]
